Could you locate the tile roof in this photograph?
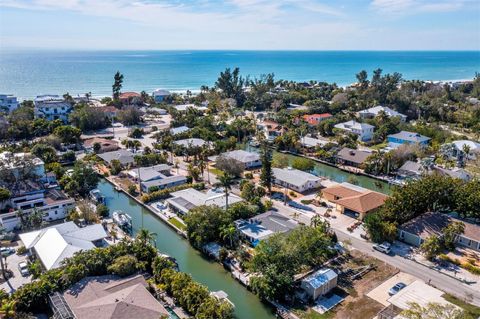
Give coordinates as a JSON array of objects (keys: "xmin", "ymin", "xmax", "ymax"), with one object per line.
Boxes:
[
  {"xmin": 334, "ymin": 191, "xmax": 388, "ymax": 214},
  {"xmin": 119, "ymin": 92, "xmax": 141, "ymax": 99},
  {"xmin": 302, "ymin": 113, "xmax": 333, "ymax": 125}
]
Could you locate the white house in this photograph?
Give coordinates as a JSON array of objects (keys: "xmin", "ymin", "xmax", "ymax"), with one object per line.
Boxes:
[
  {"xmin": 0, "ymin": 94, "xmax": 19, "ymax": 112},
  {"xmin": 220, "ymin": 150, "xmax": 261, "ymax": 169},
  {"xmin": 19, "ymin": 221, "xmax": 107, "ymax": 270},
  {"xmin": 272, "ymin": 167, "xmax": 322, "ymax": 193},
  {"xmin": 357, "ymin": 105, "xmax": 407, "ymax": 122},
  {"xmin": 127, "ymin": 164, "xmax": 187, "ymax": 193},
  {"xmin": 0, "ymin": 188, "xmax": 75, "ymax": 231},
  {"xmin": 166, "ymin": 188, "xmax": 243, "ymax": 215},
  {"xmin": 34, "ymin": 95, "xmax": 73, "ymax": 122},
  {"xmin": 449, "ymin": 140, "xmax": 480, "ymax": 160},
  {"xmin": 334, "ymin": 120, "xmax": 374, "ymax": 141},
  {"xmin": 0, "ymin": 151, "xmax": 46, "ymax": 180},
  {"xmin": 301, "ymin": 268, "xmax": 338, "ymax": 301}
]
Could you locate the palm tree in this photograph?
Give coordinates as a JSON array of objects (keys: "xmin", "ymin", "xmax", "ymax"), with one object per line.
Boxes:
[
  {"xmin": 136, "ymin": 228, "xmax": 157, "ymax": 246},
  {"xmin": 220, "ymin": 224, "xmax": 237, "ymax": 247},
  {"xmin": 216, "ymin": 173, "xmax": 233, "ymax": 210},
  {"xmin": 310, "ymin": 215, "xmax": 323, "ymax": 228},
  {"xmin": 0, "ymin": 299, "xmax": 16, "ymax": 318}
]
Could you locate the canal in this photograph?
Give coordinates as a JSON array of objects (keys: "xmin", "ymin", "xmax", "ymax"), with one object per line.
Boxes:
[
  {"xmin": 243, "ymin": 144, "xmax": 392, "ymax": 194},
  {"xmin": 97, "ymin": 179, "xmax": 276, "ymax": 319}
]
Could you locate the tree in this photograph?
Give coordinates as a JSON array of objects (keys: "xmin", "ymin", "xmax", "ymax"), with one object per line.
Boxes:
[
  {"xmin": 96, "ymin": 204, "xmax": 109, "ymax": 218},
  {"xmin": 31, "ymin": 143, "xmax": 58, "ymax": 164},
  {"xmin": 112, "ymin": 71, "xmax": 124, "ymax": 100},
  {"xmin": 291, "ymin": 157, "xmax": 314, "ymax": 171},
  {"xmin": 260, "ymin": 143, "xmax": 273, "ymax": 194},
  {"xmin": 215, "ymin": 67, "xmax": 245, "ymax": 104},
  {"xmin": 420, "ymin": 236, "xmax": 443, "ymax": 261},
  {"xmin": 442, "ymin": 221, "xmax": 465, "ymax": 251},
  {"xmin": 107, "ymin": 255, "xmax": 142, "ymax": 277},
  {"xmin": 215, "ymin": 156, "xmax": 244, "ymax": 177},
  {"xmin": 60, "ymin": 162, "xmax": 99, "ymax": 197},
  {"xmin": 216, "ymin": 173, "xmax": 233, "ymax": 210},
  {"xmin": 401, "ymin": 302, "xmax": 467, "ymax": 319},
  {"xmin": 116, "ymin": 107, "xmax": 142, "ymax": 126},
  {"xmin": 363, "ymin": 212, "xmax": 397, "ymax": 243},
  {"xmin": 0, "ymin": 188, "xmax": 11, "ymax": 201},
  {"xmin": 184, "ymin": 205, "xmax": 230, "ymax": 248},
  {"xmin": 53, "ymin": 125, "xmax": 81, "ymax": 144},
  {"xmin": 220, "ymin": 224, "xmax": 237, "ymax": 248},
  {"xmin": 136, "ymin": 228, "xmax": 157, "ymax": 246},
  {"xmin": 110, "ymin": 159, "xmax": 122, "ymax": 175},
  {"xmin": 93, "ymin": 142, "xmax": 101, "ymax": 153},
  {"xmin": 69, "ymin": 104, "xmax": 110, "ymax": 132},
  {"xmin": 187, "ymin": 164, "xmax": 201, "ymax": 182}
]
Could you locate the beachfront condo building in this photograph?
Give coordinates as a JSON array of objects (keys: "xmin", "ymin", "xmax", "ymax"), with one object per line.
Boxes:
[
  {"xmin": 0, "ymin": 94, "xmax": 19, "ymax": 112},
  {"xmin": 34, "ymin": 95, "xmax": 73, "ymax": 122}
]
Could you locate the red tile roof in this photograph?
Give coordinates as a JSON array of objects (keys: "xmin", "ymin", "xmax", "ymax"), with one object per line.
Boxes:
[
  {"xmin": 302, "ymin": 113, "xmax": 333, "ymax": 125},
  {"xmin": 119, "ymin": 92, "xmax": 141, "ymax": 99}
]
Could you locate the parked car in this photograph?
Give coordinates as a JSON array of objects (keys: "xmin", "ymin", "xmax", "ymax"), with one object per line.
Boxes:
[
  {"xmin": 0, "ymin": 247, "xmax": 16, "ymax": 257},
  {"xmin": 388, "ymin": 282, "xmax": 407, "ymax": 295},
  {"xmin": 373, "ymin": 242, "xmax": 391, "ymax": 254},
  {"xmin": 18, "ymin": 261, "xmax": 29, "ymax": 277}
]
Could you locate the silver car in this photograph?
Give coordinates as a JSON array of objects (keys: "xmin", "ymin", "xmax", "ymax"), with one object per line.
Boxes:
[
  {"xmin": 388, "ymin": 282, "xmax": 407, "ymax": 295},
  {"xmin": 18, "ymin": 261, "xmax": 30, "ymax": 277}
]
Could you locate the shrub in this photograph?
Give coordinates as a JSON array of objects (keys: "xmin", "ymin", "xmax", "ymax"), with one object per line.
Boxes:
[
  {"xmin": 128, "ymin": 184, "xmax": 137, "ymax": 195},
  {"xmin": 462, "ymin": 262, "xmax": 480, "ymax": 275},
  {"xmin": 244, "ymin": 172, "xmax": 253, "ymax": 179},
  {"xmin": 16, "ymin": 246, "xmax": 27, "ymax": 255},
  {"xmin": 301, "ymin": 199, "xmax": 313, "ymax": 205}
]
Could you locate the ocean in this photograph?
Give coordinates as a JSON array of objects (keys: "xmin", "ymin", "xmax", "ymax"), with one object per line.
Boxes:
[{"xmin": 0, "ymin": 50, "xmax": 479, "ymax": 100}]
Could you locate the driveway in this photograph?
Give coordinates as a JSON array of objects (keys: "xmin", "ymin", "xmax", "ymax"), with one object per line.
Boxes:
[
  {"xmin": 366, "ymin": 272, "xmax": 417, "ymax": 306},
  {"xmin": 0, "ymin": 251, "xmax": 32, "ymax": 293}
]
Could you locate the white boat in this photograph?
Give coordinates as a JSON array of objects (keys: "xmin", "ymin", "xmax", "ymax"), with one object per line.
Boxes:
[
  {"xmin": 89, "ymin": 189, "xmax": 105, "ymax": 204},
  {"xmin": 112, "ymin": 211, "xmax": 131, "ymax": 228}
]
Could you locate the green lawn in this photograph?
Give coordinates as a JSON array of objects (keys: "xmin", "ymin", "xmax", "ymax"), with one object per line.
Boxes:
[
  {"xmin": 293, "ymin": 308, "xmax": 333, "ymax": 319},
  {"xmin": 209, "ymin": 167, "xmax": 224, "ymax": 176},
  {"xmin": 168, "ymin": 217, "xmax": 186, "ymax": 231},
  {"xmin": 370, "ymin": 142, "xmax": 388, "ymax": 150},
  {"xmin": 442, "ymin": 293, "xmax": 480, "ymax": 317}
]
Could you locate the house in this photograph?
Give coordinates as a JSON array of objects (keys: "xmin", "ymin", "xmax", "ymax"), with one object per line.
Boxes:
[
  {"xmin": 357, "ymin": 105, "xmax": 407, "ymax": 122},
  {"xmin": 398, "ymin": 212, "xmax": 480, "ymax": 252},
  {"xmin": 119, "ymin": 92, "xmax": 142, "ymax": 105},
  {"xmin": 272, "ymin": 167, "xmax": 322, "ymax": 193},
  {"xmin": 397, "ymin": 160, "xmax": 423, "ymax": 178},
  {"xmin": 166, "ymin": 188, "xmax": 243, "ymax": 215},
  {"xmin": 0, "ymin": 188, "xmax": 75, "ymax": 231},
  {"xmin": 173, "ymin": 104, "xmax": 208, "ymax": 112},
  {"xmin": 387, "ymin": 131, "xmax": 430, "ymax": 149},
  {"xmin": 334, "ymin": 120, "xmax": 374, "ymax": 141},
  {"xmin": 83, "ymin": 137, "xmax": 119, "ymax": 153},
  {"xmin": 173, "ymin": 138, "xmax": 206, "ymax": 148},
  {"xmin": 336, "ymin": 147, "xmax": 371, "ymax": 168},
  {"xmin": 97, "ymin": 149, "xmax": 135, "ymax": 167},
  {"xmin": 448, "ymin": 140, "xmax": 480, "ymax": 161},
  {"xmin": 0, "ymin": 151, "xmax": 46, "ymax": 180},
  {"xmin": 434, "ymin": 167, "xmax": 472, "ymax": 181},
  {"xmin": 153, "ymin": 88, "xmax": 171, "ymax": 103},
  {"xmin": 219, "ymin": 150, "xmax": 261, "ymax": 169},
  {"xmin": 127, "ymin": 164, "xmax": 187, "ymax": 193},
  {"xmin": 378, "ymin": 281, "xmax": 457, "ymax": 319},
  {"xmin": 257, "ymin": 120, "xmax": 285, "ymax": 142},
  {"xmin": 98, "ymin": 105, "xmax": 118, "ymax": 119},
  {"xmin": 170, "ymin": 125, "xmax": 190, "ymax": 135},
  {"xmin": 19, "ymin": 221, "xmax": 107, "ymax": 270},
  {"xmin": 300, "ymin": 268, "xmax": 338, "ymax": 301},
  {"xmin": 34, "ymin": 95, "xmax": 73, "ymax": 122},
  {"xmin": 0, "ymin": 94, "xmax": 19, "ymax": 112},
  {"xmin": 235, "ymin": 211, "xmax": 298, "ymax": 246},
  {"xmin": 321, "ymin": 183, "xmax": 388, "ymax": 220},
  {"xmin": 301, "ymin": 113, "xmax": 333, "ymax": 126},
  {"xmin": 287, "ymin": 103, "xmax": 308, "ymax": 112},
  {"xmin": 300, "ymin": 136, "xmax": 333, "ymax": 150},
  {"xmin": 56, "ymin": 275, "xmax": 169, "ymax": 319}
]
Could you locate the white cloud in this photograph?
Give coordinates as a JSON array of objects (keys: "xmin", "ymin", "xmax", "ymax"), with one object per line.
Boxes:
[{"xmin": 371, "ymin": 0, "xmax": 467, "ymax": 14}]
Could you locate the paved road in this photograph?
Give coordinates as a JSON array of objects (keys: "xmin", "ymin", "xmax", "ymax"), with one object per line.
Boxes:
[{"xmin": 335, "ymin": 231, "xmax": 480, "ymax": 306}]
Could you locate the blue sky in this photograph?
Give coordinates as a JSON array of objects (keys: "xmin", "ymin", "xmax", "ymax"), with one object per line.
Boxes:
[{"xmin": 0, "ymin": 0, "xmax": 479, "ymax": 50}]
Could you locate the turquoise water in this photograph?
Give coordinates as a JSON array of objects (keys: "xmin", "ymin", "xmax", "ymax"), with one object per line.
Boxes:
[
  {"xmin": 97, "ymin": 179, "xmax": 276, "ymax": 319},
  {"xmin": 1, "ymin": 50, "xmax": 479, "ymax": 99}
]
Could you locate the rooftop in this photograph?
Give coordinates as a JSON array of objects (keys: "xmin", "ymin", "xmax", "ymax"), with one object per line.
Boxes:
[
  {"xmin": 19, "ymin": 222, "xmax": 107, "ymax": 270},
  {"xmin": 221, "ymin": 150, "xmax": 260, "ymax": 164},
  {"xmin": 388, "ymin": 131, "xmax": 430, "ymax": 143},
  {"xmin": 97, "ymin": 149, "xmax": 135, "ymax": 165},
  {"xmin": 62, "ymin": 275, "xmax": 168, "ymax": 319},
  {"xmin": 302, "ymin": 268, "xmax": 337, "ymax": 290},
  {"xmin": 170, "ymin": 125, "xmax": 190, "ymax": 135},
  {"xmin": 322, "ymin": 182, "xmax": 388, "ymax": 214},
  {"xmin": 334, "ymin": 120, "xmax": 374, "ymax": 131},
  {"xmin": 358, "ymin": 105, "xmax": 407, "ymax": 119},
  {"xmin": 174, "ymin": 138, "xmax": 206, "ymax": 148},
  {"xmin": 336, "ymin": 147, "xmax": 371, "ymax": 165},
  {"xmin": 167, "ymin": 188, "xmax": 243, "ymax": 214},
  {"xmin": 387, "ymin": 280, "xmax": 455, "ymax": 310},
  {"xmin": 400, "ymin": 211, "xmax": 480, "ymax": 242},
  {"xmin": 236, "ymin": 211, "xmax": 298, "ymax": 241},
  {"xmin": 273, "ymin": 167, "xmax": 321, "ymax": 188}
]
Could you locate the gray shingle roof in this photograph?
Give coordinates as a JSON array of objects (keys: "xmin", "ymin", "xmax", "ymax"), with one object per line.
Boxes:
[
  {"xmin": 273, "ymin": 167, "xmax": 321, "ymax": 188},
  {"xmin": 98, "ymin": 149, "xmax": 135, "ymax": 165},
  {"xmin": 222, "ymin": 150, "xmax": 260, "ymax": 164},
  {"xmin": 336, "ymin": 147, "xmax": 371, "ymax": 164}
]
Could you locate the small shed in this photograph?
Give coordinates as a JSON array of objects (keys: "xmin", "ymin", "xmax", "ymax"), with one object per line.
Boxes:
[{"xmin": 301, "ymin": 268, "xmax": 338, "ymax": 301}]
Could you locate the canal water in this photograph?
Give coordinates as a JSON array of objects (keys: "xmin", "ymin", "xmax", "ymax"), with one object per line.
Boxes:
[
  {"xmin": 97, "ymin": 179, "xmax": 276, "ymax": 319},
  {"xmin": 243, "ymin": 144, "xmax": 391, "ymax": 194}
]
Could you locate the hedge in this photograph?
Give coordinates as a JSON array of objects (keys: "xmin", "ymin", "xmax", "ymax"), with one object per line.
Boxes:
[{"xmin": 141, "ymin": 182, "xmax": 205, "ymax": 203}]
